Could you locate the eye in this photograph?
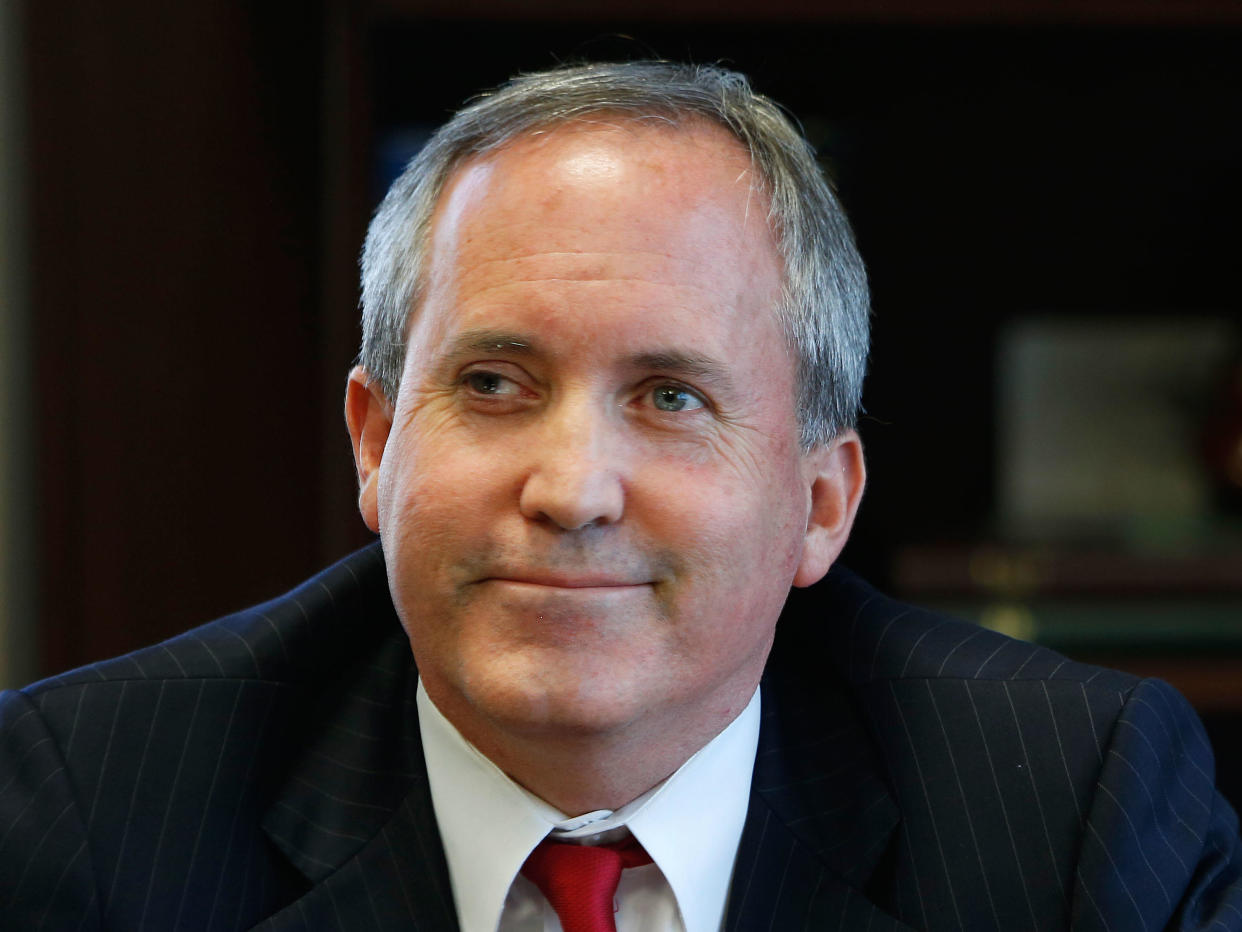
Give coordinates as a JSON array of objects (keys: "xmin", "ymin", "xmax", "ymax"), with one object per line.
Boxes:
[
  {"xmin": 650, "ymin": 384, "xmax": 705, "ymax": 412},
  {"xmin": 463, "ymin": 370, "xmax": 523, "ymax": 396}
]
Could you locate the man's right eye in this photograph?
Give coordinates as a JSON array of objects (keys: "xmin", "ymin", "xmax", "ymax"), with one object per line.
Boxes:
[{"xmin": 462, "ymin": 371, "xmax": 522, "ymax": 396}]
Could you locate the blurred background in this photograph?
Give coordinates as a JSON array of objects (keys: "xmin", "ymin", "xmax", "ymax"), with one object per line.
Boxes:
[{"xmin": 1, "ymin": 0, "xmax": 1239, "ymax": 794}]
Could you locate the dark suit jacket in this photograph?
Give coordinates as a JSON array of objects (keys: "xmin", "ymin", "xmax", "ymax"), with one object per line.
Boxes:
[{"xmin": 2, "ymin": 542, "xmax": 1239, "ymax": 930}]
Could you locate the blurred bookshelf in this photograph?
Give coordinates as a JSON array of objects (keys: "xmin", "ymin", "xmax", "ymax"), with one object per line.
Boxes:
[{"xmin": 895, "ymin": 543, "xmax": 1242, "ymax": 707}]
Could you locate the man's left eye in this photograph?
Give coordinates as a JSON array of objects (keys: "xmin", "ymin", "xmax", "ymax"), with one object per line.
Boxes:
[{"xmin": 651, "ymin": 385, "xmax": 704, "ymax": 412}]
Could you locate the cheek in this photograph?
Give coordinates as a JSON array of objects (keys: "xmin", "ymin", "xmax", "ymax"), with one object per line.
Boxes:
[
  {"xmin": 378, "ymin": 402, "xmax": 492, "ymax": 512},
  {"xmin": 650, "ymin": 448, "xmax": 807, "ymax": 588},
  {"xmin": 687, "ymin": 425, "xmax": 807, "ymax": 524},
  {"xmin": 376, "ymin": 425, "xmax": 487, "ymax": 570}
]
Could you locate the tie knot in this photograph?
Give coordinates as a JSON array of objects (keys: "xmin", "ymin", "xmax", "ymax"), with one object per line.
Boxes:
[{"xmin": 521, "ymin": 837, "xmax": 653, "ymax": 932}]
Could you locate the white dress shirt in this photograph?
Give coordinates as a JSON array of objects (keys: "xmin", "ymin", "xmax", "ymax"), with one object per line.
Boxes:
[{"xmin": 417, "ymin": 681, "xmax": 760, "ymax": 932}]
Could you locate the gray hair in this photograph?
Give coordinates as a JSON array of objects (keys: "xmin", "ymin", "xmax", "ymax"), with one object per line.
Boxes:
[{"xmin": 359, "ymin": 61, "xmax": 870, "ymax": 446}]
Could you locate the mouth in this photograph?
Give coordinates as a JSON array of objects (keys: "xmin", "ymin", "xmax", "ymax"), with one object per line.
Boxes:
[{"xmin": 482, "ymin": 574, "xmax": 652, "ymax": 591}]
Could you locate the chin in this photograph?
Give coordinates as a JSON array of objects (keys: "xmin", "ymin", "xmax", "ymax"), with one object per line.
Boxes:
[{"xmin": 461, "ymin": 657, "xmax": 655, "ymax": 740}]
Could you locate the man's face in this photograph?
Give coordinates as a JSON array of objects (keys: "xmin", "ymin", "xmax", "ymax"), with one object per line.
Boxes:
[{"xmin": 349, "ymin": 121, "xmax": 861, "ymax": 762}]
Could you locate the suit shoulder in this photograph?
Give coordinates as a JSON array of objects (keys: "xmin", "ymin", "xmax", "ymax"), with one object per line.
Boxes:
[
  {"xmin": 24, "ymin": 542, "xmax": 395, "ymax": 695},
  {"xmin": 777, "ymin": 564, "xmax": 1138, "ymax": 692}
]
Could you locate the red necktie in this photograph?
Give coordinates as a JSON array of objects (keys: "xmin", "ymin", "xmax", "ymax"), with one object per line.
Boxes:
[{"xmin": 520, "ymin": 836, "xmax": 653, "ymax": 932}]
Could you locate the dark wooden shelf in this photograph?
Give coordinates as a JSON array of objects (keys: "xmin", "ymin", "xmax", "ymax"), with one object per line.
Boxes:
[
  {"xmin": 895, "ymin": 544, "xmax": 1242, "ymax": 599},
  {"xmin": 1072, "ymin": 656, "xmax": 1242, "ymax": 712}
]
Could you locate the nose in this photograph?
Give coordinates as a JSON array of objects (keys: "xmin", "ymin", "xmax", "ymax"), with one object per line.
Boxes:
[{"xmin": 518, "ymin": 400, "xmax": 625, "ymax": 531}]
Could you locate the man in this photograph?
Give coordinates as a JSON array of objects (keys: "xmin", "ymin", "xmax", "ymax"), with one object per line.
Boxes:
[{"xmin": 1, "ymin": 61, "xmax": 1239, "ymax": 931}]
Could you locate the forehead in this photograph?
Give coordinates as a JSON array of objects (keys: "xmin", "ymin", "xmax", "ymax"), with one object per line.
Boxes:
[{"xmin": 433, "ymin": 120, "xmax": 775, "ymax": 266}]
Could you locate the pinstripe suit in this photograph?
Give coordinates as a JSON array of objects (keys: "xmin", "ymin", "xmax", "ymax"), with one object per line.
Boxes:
[{"xmin": 2, "ymin": 542, "xmax": 1240, "ymax": 930}]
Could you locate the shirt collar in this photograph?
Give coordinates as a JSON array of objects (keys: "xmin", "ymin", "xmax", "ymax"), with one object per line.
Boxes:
[
  {"xmin": 418, "ymin": 680, "xmax": 760, "ymax": 932},
  {"xmin": 624, "ymin": 689, "xmax": 759, "ymax": 932}
]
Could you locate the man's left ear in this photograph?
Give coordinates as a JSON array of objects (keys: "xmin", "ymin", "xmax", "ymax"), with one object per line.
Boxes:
[{"xmin": 793, "ymin": 429, "xmax": 866, "ymax": 588}]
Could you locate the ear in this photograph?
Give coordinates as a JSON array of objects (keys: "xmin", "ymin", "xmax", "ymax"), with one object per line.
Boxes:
[
  {"xmin": 792, "ymin": 429, "xmax": 866, "ymax": 588},
  {"xmin": 345, "ymin": 366, "xmax": 395, "ymax": 533}
]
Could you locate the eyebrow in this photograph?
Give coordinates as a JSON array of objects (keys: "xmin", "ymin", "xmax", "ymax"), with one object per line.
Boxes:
[
  {"xmin": 441, "ymin": 329, "xmax": 539, "ymax": 361},
  {"xmin": 628, "ymin": 350, "xmax": 732, "ymax": 386}
]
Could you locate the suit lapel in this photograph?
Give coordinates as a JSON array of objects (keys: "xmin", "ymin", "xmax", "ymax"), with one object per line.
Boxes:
[
  {"xmin": 254, "ymin": 791, "xmax": 458, "ymax": 931},
  {"xmin": 725, "ymin": 606, "xmax": 914, "ymax": 931},
  {"xmin": 727, "ymin": 792, "xmax": 913, "ymax": 931},
  {"xmin": 255, "ymin": 624, "xmax": 458, "ymax": 931}
]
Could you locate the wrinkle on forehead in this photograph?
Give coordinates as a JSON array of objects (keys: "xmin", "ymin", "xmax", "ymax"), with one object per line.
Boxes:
[{"xmin": 452, "ymin": 250, "xmax": 755, "ymax": 290}]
